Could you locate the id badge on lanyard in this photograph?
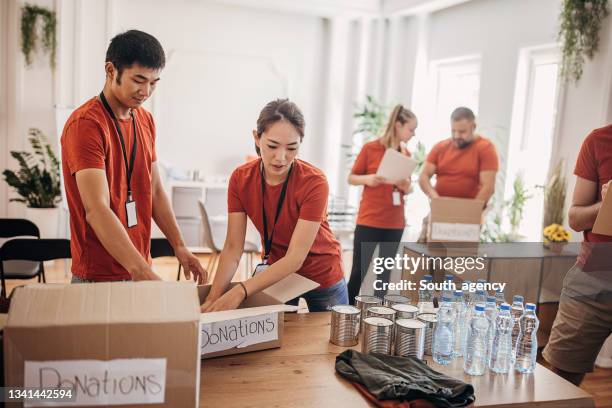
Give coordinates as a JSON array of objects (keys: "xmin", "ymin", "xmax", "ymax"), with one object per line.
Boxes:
[
  {"xmin": 100, "ymin": 91, "xmax": 139, "ymax": 228},
  {"xmin": 392, "ymin": 189, "xmax": 402, "ymax": 206},
  {"xmin": 252, "ymin": 258, "xmax": 270, "ymax": 277}
]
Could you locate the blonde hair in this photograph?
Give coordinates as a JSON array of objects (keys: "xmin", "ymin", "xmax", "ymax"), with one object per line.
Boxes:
[{"xmin": 380, "ymin": 104, "xmax": 416, "ymax": 148}]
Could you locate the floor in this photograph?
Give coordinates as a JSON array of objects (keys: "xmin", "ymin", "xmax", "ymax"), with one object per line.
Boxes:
[{"xmin": 4, "ymin": 255, "xmax": 612, "ymax": 407}]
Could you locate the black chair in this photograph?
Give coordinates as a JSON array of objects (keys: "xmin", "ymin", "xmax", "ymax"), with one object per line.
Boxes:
[
  {"xmin": 0, "ymin": 219, "xmax": 42, "ymax": 296},
  {"xmin": 150, "ymin": 238, "xmax": 183, "ymax": 281},
  {"xmin": 0, "ymin": 238, "xmax": 71, "ymax": 298}
]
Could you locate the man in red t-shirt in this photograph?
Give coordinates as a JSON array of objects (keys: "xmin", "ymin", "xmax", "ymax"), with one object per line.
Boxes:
[
  {"xmin": 543, "ymin": 125, "xmax": 612, "ymax": 386},
  {"xmin": 417, "ymin": 107, "xmax": 499, "ymax": 241},
  {"xmin": 61, "ymin": 30, "xmax": 205, "ymax": 283}
]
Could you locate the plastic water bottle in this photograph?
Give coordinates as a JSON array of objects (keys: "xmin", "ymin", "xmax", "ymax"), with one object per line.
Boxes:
[
  {"xmin": 464, "ymin": 304, "xmax": 489, "ymax": 376},
  {"xmin": 489, "ymin": 303, "xmax": 514, "ymax": 374},
  {"xmin": 452, "ymin": 290, "xmax": 466, "ymax": 358},
  {"xmin": 462, "ymin": 280, "xmax": 474, "ymax": 305},
  {"xmin": 494, "ymin": 288, "xmax": 506, "ymax": 306},
  {"xmin": 442, "ymin": 274, "xmax": 455, "ymax": 299},
  {"xmin": 433, "ymin": 296, "xmax": 455, "ymax": 365},
  {"xmin": 474, "ymin": 289, "xmax": 487, "ymax": 304},
  {"xmin": 515, "ymin": 303, "xmax": 539, "ymax": 374},
  {"xmin": 418, "ymin": 274, "xmax": 435, "ymax": 313},
  {"xmin": 510, "ymin": 295, "xmax": 525, "ymax": 360},
  {"xmin": 484, "ymin": 296, "xmax": 498, "ymax": 360}
]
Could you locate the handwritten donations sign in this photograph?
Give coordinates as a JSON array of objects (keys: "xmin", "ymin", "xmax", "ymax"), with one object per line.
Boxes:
[
  {"xmin": 200, "ymin": 312, "xmax": 279, "ymax": 354},
  {"xmin": 23, "ymin": 359, "xmax": 166, "ymax": 406}
]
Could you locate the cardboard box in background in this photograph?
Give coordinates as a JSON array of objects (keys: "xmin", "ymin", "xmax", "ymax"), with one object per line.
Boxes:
[
  {"xmin": 4, "ymin": 282, "xmax": 201, "ymax": 407},
  {"xmin": 199, "ymin": 273, "xmax": 318, "ymax": 359},
  {"xmin": 428, "ymin": 197, "xmax": 485, "ymax": 243}
]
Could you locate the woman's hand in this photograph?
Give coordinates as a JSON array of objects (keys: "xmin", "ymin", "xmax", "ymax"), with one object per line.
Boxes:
[
  {"xmin": 602, "ymin": 180, "xmax": 610, "ymax": 201},
  {"xmin": 365, "ymin": 174, "xmax": 386, "ymax": 187},
  {"xmin": 201, "ymin": 285, "xmax": 246, "ymax": 312},
  {"xmin": 394, "ymin": 179, "xmax": 412, "ymax": 193}
]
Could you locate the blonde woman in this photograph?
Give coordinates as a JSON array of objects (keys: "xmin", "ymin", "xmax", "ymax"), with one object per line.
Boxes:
[{"xmin": 347, "ymin": 105, "xmax": 417, "ymax": 303}]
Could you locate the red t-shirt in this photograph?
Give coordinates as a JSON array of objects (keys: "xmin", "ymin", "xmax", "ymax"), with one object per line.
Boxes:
[
  {"xmin": 573, "ymin": 125, "xmax": 612, "ymax": 268},
  {"xmin": 426, "ymin": 136, "xmax": 499, "ymax": 199},
  {"xmin": 61, "ymin": 97, "xmax": 157, "ymax": 281},
  {"xmin": 351, "ymin": 139, "xmax": 410, "ymax": 229},
  {"xmin": 227, "ymin": 159, "xmax": 344, "ymax": 288}
]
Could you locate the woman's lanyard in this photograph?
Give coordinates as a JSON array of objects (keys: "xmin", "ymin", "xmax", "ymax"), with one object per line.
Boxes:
[
  {"xmin": 99, "ymin": 91, "xmax": 139, "ymax": 227},
  {"xmin": 260, "ymin": 162, "xmax": 293, "ymax": 264},
  {"xmin": 392, "ymin": 144, "xmax": 402, "ymax": 205}
]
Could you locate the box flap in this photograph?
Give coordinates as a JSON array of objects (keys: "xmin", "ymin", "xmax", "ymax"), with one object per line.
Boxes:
[
  {"xmin": 431, "ymin": 197, "xmax": 484, "ymax": 223},
  {"xmin": 200, "ymin": 304, "xmax": 297, "ymax": 324},
  {"xmin": 7, "ymin": 281, "xmax": 200, "ymax": 328},
  {"xmin": 261, "ymin": 273, "xmax": 319, "ymax": 303}
]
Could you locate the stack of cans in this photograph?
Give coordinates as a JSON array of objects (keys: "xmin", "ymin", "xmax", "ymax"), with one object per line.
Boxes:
[
  {"xmin": 354, "ymin": 295, "xmax": 382, "ymax": 332},
  {"xmin": 392, "ymin": 303, "xmax": 419, "ymax": 319},
  {"xmin": 394, "ymin": 318, "xmax": 426, "ymax": 359},
  {"xmin": 383, "ymin": 294, "xmax": 411, "ymax": 308},
  {"xmin": 361, "ymin": 317, "xmax": 394, "ymax": 354},
  {"xmin": 417, "ymin": 313, "xmax": 437, "ymax": 356},
  {"xmin": 329, "ymin": 305, "xmax": 361, "ymax": 346}
]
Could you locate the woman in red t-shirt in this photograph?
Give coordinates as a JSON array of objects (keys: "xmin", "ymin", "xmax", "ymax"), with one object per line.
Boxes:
[
  {"xmin": 201, "ymin": 99, "xmax": 347, "ymax": 312},
  {"xmin": 347, "ymin": 105, "xmax": 418, "ymax": 304}
]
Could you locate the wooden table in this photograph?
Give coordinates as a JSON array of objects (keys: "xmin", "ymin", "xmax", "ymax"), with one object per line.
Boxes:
[{"xmin": 200, "ymin": 312, "xmax": 594, "ymax": 407}]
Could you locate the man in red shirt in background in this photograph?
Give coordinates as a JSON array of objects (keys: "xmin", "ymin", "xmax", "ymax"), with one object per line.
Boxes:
[
  {"xmin": 418, "ymin": 107, "xmax": 499, "ymax": 241},
  {"xmin": 61, "ymin": 30, "xmax": 205, "ymax": 283}
]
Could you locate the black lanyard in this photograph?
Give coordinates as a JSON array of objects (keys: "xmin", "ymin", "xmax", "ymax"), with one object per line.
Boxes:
[
  {"xmin": 261, "ymin": 161, "xmax": 293, "ymax": 262},
  {"xmin": 99, "ymin": 91, "xmax": 138, "ymax": 200}
]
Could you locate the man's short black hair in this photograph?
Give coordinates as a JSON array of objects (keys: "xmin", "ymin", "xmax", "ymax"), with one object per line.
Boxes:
[{"xmin": 105, "ymin": 30, "xmax": 165, "ymax": 75}]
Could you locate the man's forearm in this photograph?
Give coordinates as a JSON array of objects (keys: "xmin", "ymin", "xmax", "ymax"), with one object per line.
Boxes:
[
  {"xmin": 475, "ymin": 185, "xmax": 494, "ymax": 205},
  {"xmin": 569, "ymin": 202, "xmax": 601, "ymax": 232},
  {"xmin": 86, "ymin": 206, "xmax": 150, "ymax": 276},
  {"xmin": 419, "ymin": 175, "xmax": 438, "ymax": 198},
  {"xmin": 152, "ymin": 187, "xmax": 186, "ymax": 249}
]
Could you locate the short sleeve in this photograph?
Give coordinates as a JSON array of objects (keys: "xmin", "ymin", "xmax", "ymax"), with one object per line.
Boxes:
[
  {"xmin": 574, "ymin": 133, "xmax": 598, "ymax": 182},
  {"xmin": 148, "ymin": 112, "xmax": 157, "ymax": 162},
  {"xmin": 351, "ymin": 144, "xmax": 369, "ymax": 175},
  {"xmin": 299, "ymin": 176, "xmax": 329, "ymax": 222},
  {"xmin": 426, "ymin": 142, "xmax": 442, "ymax": 166},
  {"xmin": 227, "ymin": 169, "xmax": 246, "ymax": 213},
  {"xmin": 62, "ymin": 119, "xmax": 106, "ymax": 175},
  {"xmin": 479, "ymin": 141, "xmax": 499, "ymax": 172}
]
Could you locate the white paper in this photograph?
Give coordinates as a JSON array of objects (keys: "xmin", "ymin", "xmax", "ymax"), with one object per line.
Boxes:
[
  {"xmin": 200, "ymin": 312, "xmax": 279, "ymax": 355},
  {"xmin": 431, "ymin": 222, "xmax": 481, "ymax": 242},
  {"xmin": 23, "ymin": 358, "xmax": 166, "ymax": 407},
  {"xmin": 376, "ymin": 149, "xmax": 417, "ymax": 182}
]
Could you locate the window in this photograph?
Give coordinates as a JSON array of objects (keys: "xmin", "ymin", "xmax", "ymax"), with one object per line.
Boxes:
[
  {"xmin": 506, "ymin": 46, "xmax": 561, "ymax": 240},
  {"xmin": 418, "ymin": 55, "xmax": 481, "ymax": 150}
]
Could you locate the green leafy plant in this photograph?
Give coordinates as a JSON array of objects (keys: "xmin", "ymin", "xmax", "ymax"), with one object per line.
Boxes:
[
  {"xmin": 412, "ymin": 141, "xmax": 427, "ymax": 174},
  {"xmin": 543, "ymin": 160, "xmax": 567, "ymax": 227},
  {"xmin": 559, "ymin": 0, "xmax": 609, "ymax": 82},
  {"xmin": 481, "ymin": 173, "xmax": 532, "ymax": 242},
  {"xmin": 353, "ymin": 95, "xmax": 388, "ymax": 139},
  {"xmin": 21, "ymin": 3, "xmax": 57, "ymax": 69},
  {"xmin": 2, "ymin": 128, "xmax": 61, "ymax": 208}
]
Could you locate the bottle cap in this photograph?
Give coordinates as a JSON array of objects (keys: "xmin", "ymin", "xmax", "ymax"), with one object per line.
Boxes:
[
  {"xmin": 499, "ymin": 303, "xmax": 510, "ymax": 311},
  {"xmin": 513, "ymin": 295, "xmax": 524, "ymax": 302},
  {"xmin": 525, "ymin": 303, "xmax": 536, "ymax": 311},
  {"xmin": 474, "ymin": 304, "xmax": 485, "ymax": 312}
]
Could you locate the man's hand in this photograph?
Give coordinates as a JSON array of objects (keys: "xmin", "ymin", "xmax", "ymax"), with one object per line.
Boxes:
[
  {"xmin": 201, "ymin": 285, "xmax": 245, "ymax": 312},
  {"xmin": 175, "ymin": 246, "xmax": 207, "ymax": 284},
  {"xmin": 395, "ymin": 179, "xmax": 412, "ymax": 193},
  {"xmin": 365, "ymin": 174, "xmax": 386, "ymax": 187},
  {"xmin": 603, "ymin": 180, "xmax": 610, "ymax": 201}
]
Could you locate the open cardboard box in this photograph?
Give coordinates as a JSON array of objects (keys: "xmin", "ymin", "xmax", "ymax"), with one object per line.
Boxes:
[
  {"xmin": 428, "ymin": 197, "xmax": 485, "ymax": 243},
  {"xmin": 4, "ymin": 282, "xmax": 201, "ymax": 407},
  {"xmin": 198, "ymin": 273, "xmax": 318, "ymax": 359}
]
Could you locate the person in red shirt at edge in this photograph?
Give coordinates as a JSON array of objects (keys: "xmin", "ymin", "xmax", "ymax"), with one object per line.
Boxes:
[
  {"xmin": 417, "ymin": 107, "xmax": 499, "ymax": 241},
  {"xmin": 543, "ymin": 125, "xmax": 612, "ymax": 386},
  {"xmin": 61, "ymin": 30, "xmax": 205, "ymax": 283},
  {"xmin": 346, "ymin": 105, "xmax": 418, "ymax": 304},
  {"xmin": 201, "ymin": 99, "xmax": 348, "ymax": 312}
]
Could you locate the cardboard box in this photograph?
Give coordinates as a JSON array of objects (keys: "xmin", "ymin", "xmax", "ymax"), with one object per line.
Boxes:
[
  {"xmin": 428, "ymin": 197, "xmax": 485, "ymax": 243},
  {"xmin": 198, "ymin": 274, "xmax": 317, "ymax": 359},
  {"xmin": 4, "ymin": 282, "xmax": 201, "ymax": 407}
]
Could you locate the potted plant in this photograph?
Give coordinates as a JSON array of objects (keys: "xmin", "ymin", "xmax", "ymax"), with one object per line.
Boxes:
[
  {"xmin": 2, "ymin": 128, "xmax": 61, "ymax": 237},
  {"xmin": 542, "ymin": 160, "xmax": 570, "ymax": 252}
]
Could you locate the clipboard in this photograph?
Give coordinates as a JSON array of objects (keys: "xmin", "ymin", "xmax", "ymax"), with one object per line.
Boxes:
[
  {"xmin": 592, "ymin": 187, "xmax": 612, "ymax": 236},
  {"xmin": 376, "ymin": 148, "xmax": 417, "ymax": 182}
]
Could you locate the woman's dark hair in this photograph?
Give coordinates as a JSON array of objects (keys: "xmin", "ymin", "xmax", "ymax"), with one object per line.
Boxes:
[
  {"xmin": 255, "ymin": 99, "xmax": 305, "ymax": 155},
  {"xmin": 105, "ymin": 30, "xmax": 165, "ymax": 82}
]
